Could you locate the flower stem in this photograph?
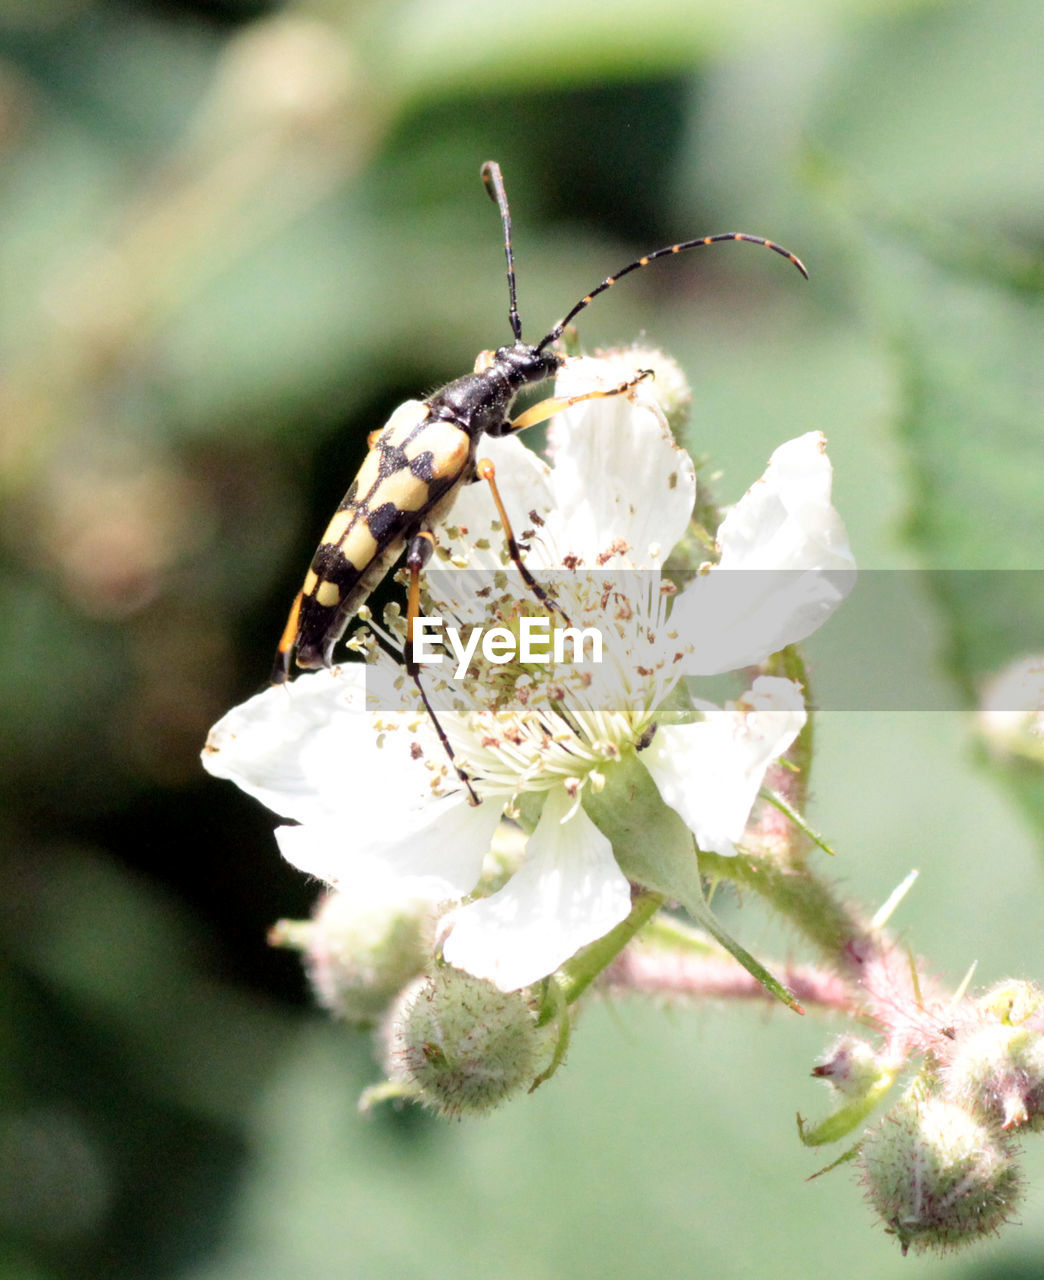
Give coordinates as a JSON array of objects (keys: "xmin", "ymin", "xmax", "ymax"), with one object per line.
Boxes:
[
  {"xmin": 552, "ymin": 888, "xmax": 666, "ymax": 1009},
  {"xmin": 699, "ymin": 848, "xmax": 867, "ymax": 962}
]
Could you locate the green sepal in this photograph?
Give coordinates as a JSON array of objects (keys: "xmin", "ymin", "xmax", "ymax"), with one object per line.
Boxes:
[
  {"xmin": 582, "ymin": 755, "xmax": 803, "ymax": 1012},
  {"xmin": 357, "ymin": 1079, "xmax": 422, "ymax": 1112},
  {"xmin": 797, "ymin": 1067, "xmax": 898, "ymax": 1147},
  {"xmin": 760, "ymin": 785, "xmax": 835, "ymax": 856},
  {"xmin": 529, "ymin": 977, "xmax": 571, "ymax": 1092},
  {"xmin": 552, "ymin": 887, "xmax": 665, "ymax": 1008},
  {"xmin": 803, "ymin": 1141, "xmax": 863, "ymax": 1181},
  {"xmin": 798, "ymin": 1092, "xmax": 885, "ymax": 1148}
]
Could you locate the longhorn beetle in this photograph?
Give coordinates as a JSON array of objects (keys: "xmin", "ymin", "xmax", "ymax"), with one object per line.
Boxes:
[{"xmin": 272, "ymin": 161, "xmax": 807, "ymax": 801}]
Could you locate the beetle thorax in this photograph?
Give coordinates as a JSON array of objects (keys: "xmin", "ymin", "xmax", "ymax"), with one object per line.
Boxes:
[
  {"xmin": 428, "ymin": 342, "xmax": 564, "ymax": 440},
  {"xmin": 490, "ymin": 342, "xmax": 563, "ymax": 386}
]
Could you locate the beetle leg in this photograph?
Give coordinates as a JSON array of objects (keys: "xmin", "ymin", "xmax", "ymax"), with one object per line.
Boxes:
[
  {"xmin": 475, "ymin": 458, "xmax": 570, "ymax": 624},
  {"xmin": 501, "ymin": 368, "xmax": 653, "ymax": 435},
  {"xmin": 404, "ymin": 530, "xmax": 480, "ymax": 806}
]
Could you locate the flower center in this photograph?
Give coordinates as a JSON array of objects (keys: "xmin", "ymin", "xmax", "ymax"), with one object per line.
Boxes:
[{"xmin": 358, "ymin": 560, "xmax": 692, "ymax": 804}]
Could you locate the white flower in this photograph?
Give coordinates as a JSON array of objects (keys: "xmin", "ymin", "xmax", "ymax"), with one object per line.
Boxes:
[
  {"xmin": 977, "ymin": 655, "xmax": 1044, "ymax": 763},
  {"xmin": 669, "ymin": 430, "xmax": 856, "ymax": 675},
  {"xmin": 203, "ymin": 353, "xmax": 854, "ymax": 991}
]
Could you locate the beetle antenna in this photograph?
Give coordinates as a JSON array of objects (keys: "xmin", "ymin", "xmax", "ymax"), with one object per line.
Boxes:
[
  {"xmin": 535, "ymin": 232, "xmax": 808, "ymax": 353},
  {"xmin": 481, "ymin": 161, "xmax": 524, "ymax": 343}
]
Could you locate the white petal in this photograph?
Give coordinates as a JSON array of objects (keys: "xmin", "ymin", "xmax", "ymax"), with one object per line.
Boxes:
[
  {"xmin": 672, "ymin": 432, "xmax": 855, "ymax": 674},
  {"xmin": 201, "ymin": 665, "xmax": 453, "ymax": 823},
  {"xmin": 274, "ymin": 789, "xmax": 502, "ymax": 899},
  {"xmin": 442, "ymin": 785, "xmax": 633, "ymax": 991},
  {"xmin": 977, "ymin": 654, "xmax": 1044, "ymax": 752},
  {"xmin": 291, "ymin": 852, "xmax": 440, "ymax": 913},
  {"xmin": 545, "ymin": 356, "xmax": 696, "ymax": 568},
  {"xmin": 642, "ymin": 676, "xmax": 806, "ymax": 857},
  {"xmin": 673, "ymin": 566, "xmax": 855, "ymax": 676},
  {"xmin": 717, "ymin": 431, "xmax": 854, "ymax": 572}
]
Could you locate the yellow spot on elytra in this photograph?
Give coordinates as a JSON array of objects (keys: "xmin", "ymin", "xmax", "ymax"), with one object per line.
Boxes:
[
  {"xmin": 341, "ymin": 525, "xmax": 378, "ymax": 568},
  {"xmin": 372, "ymin": 469, "xmax": 429, "ymax": 514},
  {"xmin": 315, "ymin": 580, "xmax": 341, "ymax": 608},
  {"xmin": 320, "ymin": 509, "xmax": 353, "ymax": 547},
  {"xmin": 378, "ymin": 400, "xmax": 429, "ymax": 450},
  {"xmin": 303, "ymin": 569, "xmax": 319, "ymax": 594},
  {"xmin": 403, "ymin": 421, "xmax": 469, "ymax": 481},
  {"xmin": 353, "ymin": 450, "xmax": 381, "ymax": 500}
]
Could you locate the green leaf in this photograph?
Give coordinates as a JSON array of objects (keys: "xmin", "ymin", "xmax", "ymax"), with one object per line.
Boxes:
[{"xmin": 855, "ymin": 229, "xmax": 1044, "ymax": 847}]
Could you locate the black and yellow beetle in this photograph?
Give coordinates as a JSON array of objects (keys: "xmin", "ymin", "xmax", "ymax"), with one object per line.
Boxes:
[{"xmin": 272, "ymin": 161, "xmax": 807, "ymax": 796}]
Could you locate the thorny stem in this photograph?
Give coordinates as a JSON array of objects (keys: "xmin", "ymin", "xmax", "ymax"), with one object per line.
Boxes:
[
  {"xmin": 699, "ymin": 849, "xmax": 869, "ymax": 964},
  {"xmin": 604, "ymin": 944, "xmax": 852, "ymax": 1012},
  {"xmin": 682, "ymin": 848, "xmax": 955, "ymax": 1054}
]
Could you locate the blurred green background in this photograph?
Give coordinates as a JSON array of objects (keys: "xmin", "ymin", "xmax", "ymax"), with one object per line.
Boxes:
[{"xmin": 1, "ymin": 0, "xmax": 1042, "ymax": 1276}]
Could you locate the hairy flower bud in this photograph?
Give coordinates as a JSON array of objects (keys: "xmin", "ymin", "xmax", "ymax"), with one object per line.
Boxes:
[
  {"xmin": 860, "ymin": 1094, "xmax": 1022, "ymax": 1255},
  {"xmin": 812, "ymin": 1035, "xmax": 883, "ymax": 1098},
  {"xmin": 385, "ymin": 966, "xmax": 554, "ymax": 1117},
  {"xmin": 945, "ymin": 1023, "xmax": 1044, "ymax": 1131},
  {"xmin": 976, "ymin": 980, "xmax": 1043, "ymax": 1028},
  {"xmin": 603, "ymin": 344, "xmax": 691, "ymax": 436},
  {"xmin": 272, "ymin": 885, "xmax": 433, "ymax": 1026}
]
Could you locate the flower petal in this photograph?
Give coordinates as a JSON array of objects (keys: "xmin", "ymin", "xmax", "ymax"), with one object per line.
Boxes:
[
  {"xmin": 442, "ymin": 785, "xmax": 633, "ymax": 991},
  {"xmin": 642, "ymin": 676, "xmax": 806, "ymax": 856},
  {"xmin": 274, "ymin": 788, "xmax": 502, "ymax": 900},
  {"xmin": 202, "ymin": 665, "xmax": 454, "ymax": 823},
  {"xmin": 672, "ymin": 432, "xmax": 856, "ymax": 674},
  {"xmin": 546, "ymin": 356, "xmax": 696, "ymax": 569},
  {"xmin": 718, "ymin": 431, "xmax": 853, "ymax": 572},
  {"xmin": 673, "ymin": 567, "xmax": 855, "ymax": 676}
]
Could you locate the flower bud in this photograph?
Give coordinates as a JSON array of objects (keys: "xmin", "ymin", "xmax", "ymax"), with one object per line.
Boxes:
[
  {"xmin": 945, "ymin": 1023, "xmax": 1044, "ymax": 1131},
  {"xmin": 385, "ymin": 966, "xmax": 553, "ymax": 1117},
  {"xmin": 603, "ymin": 344, "xmax": 691, "ymax": 436},
  {"xmin": 272, "ymin": 884, "xmax": 433, "ymax": 1026},
  {"xmin": 812, "ymin": 1035, "xmax": 883, "ymax": 1098},
  {"xmin": 976, "ymin": 655, "xmax": 1044, "ymax": 762},
  {"xmin": 976, "ymin": 980, "xmax": 1043, "ymax": 1027},
  {"xmin": 860, "ymin": 1094, "xmax": 1022, "ymax": 1255}
]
